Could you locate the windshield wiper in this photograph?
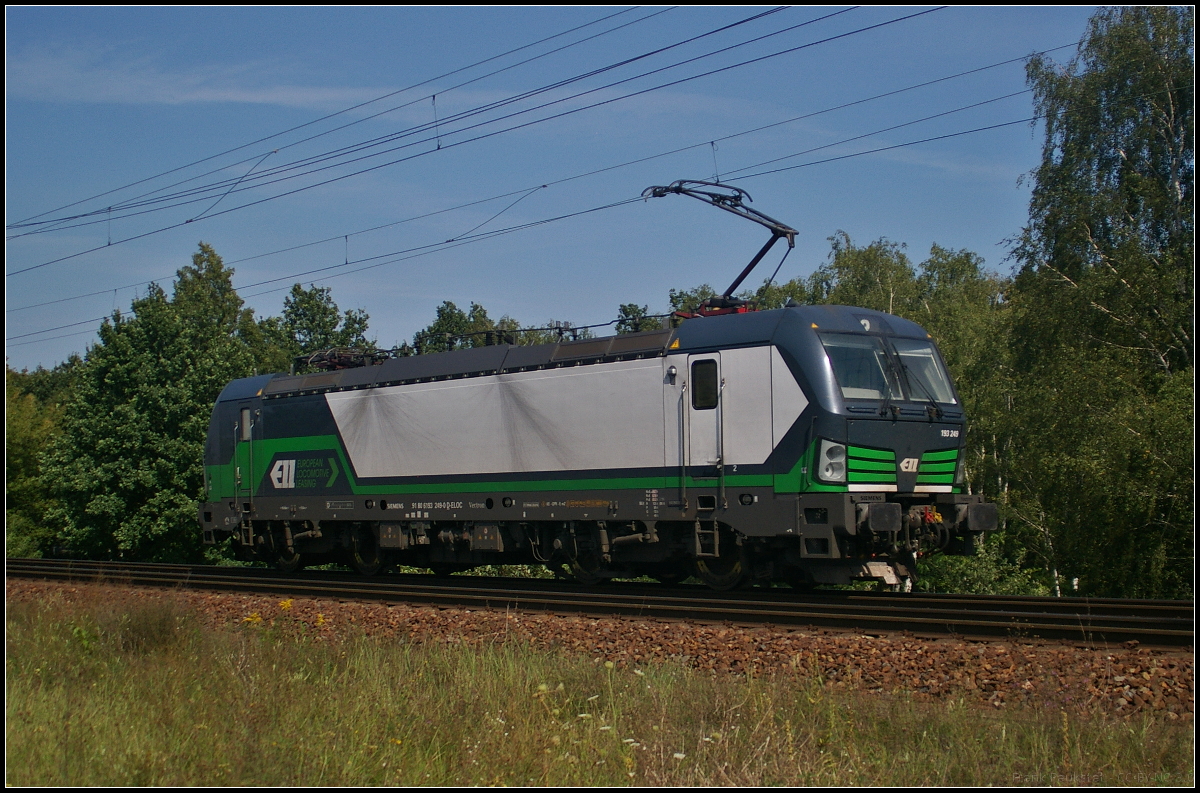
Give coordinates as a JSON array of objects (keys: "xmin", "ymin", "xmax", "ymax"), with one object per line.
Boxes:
[
  {"xmin": 877, "ymin": 348, "xmax": 900, "ymax": 418},
  {"xmin": 901, "ymin": 363, "xmax": 944, "ymax": 419}
]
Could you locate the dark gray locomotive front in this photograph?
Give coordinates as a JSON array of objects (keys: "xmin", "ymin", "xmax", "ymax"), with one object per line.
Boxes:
[{"xmin": 760, "ymin": 304, "xmax": 998, "ymax": 589}]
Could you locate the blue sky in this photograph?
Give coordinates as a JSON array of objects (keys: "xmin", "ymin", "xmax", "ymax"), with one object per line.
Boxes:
[{"xmin": 5, "ymin": 6, "xmax": 1097, "ymax": 371}]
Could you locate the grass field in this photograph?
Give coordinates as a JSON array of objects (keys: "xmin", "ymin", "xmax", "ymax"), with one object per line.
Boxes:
[{"xmin": 5, "ymin": 592, "xmax": 1193, "ymax": 786}]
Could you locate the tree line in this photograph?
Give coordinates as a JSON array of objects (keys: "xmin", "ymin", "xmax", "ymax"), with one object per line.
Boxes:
[{"xmin": 6, "ymin": 8, "xmax": 1192, "ymax": 597}]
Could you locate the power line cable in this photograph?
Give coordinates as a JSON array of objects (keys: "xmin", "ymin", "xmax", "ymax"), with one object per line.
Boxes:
[
  {"xmin": 234, "ymin": 80, "xmax": 1192, "ymax": 305},
  {"xmin": 721, "ymin": 88, "xmax": 1033, "ymax": 179},
  {"xmin": 232, "ymin": 121, "xmax": 1041, "ymax": 299},
  {"xmin": 9, "ymin": 102, "xmax": 1032, "ymax": 345},
  {"xmin": 9, "ymin": 40, "xmax": 1075, "ymax": 315},
  {"xmin": 187, "ymin": 150, "xmax": 277, "ymax": 222},
  {"xmin": 7, "ymin": 7, "xmax": 644, "ymax": 228},
  {"xmin": 26, "ymin": 88, "xmax": 1185, "ymax": 348},
  {"xmin": 8, "ymin": 7, "xmax": 929, "ymax": 276},
  {"xmin": 734, "ymin": 117, "xmax": 1038, "ymax": 181},
  {"xmin": 731, "ymin": 80, "xmax": 1191, "ymax": 182},
  {"xmin": 241, "ymin": 197, "xmax": 647, "ymax": 299},
  {"xmin": 11, "ymin": 6, "xmax": 796, "ymax": 232},
  {"xmin": 7, "ymin": 7, "xmax": 678, "ymax": 236},
  {"xmin": 8, "ymin": 196, "xmax": 645, "ymax": 343},
  {"xmin": 8, "ymin": 6, "xmax": 779, "ymax": 231}
]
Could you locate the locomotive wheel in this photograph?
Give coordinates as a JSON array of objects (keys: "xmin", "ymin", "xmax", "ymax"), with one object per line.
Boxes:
[
  {"xmin": 570, "ymin": 552, "xmax": 607, "ymax": 586},
  {"xmin": 272, "ymin": 534, "xmax": 304, "ymax": 574},
  {"xmin": 350, "ymin": 526, "xmax": 384, "ymax": 576},
  {"xmin": 265, "ymin": 525, "xmax": 304, "ymax": 573},
  {"xmin": 692, "ymin": 540, "xmax": 749, "ymax": 591},
  {"xmin": 276, "ymin": 547, "xmax": 303, "ymax": 574}
]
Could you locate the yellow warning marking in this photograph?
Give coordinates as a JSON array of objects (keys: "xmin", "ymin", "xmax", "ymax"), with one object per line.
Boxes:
[
  {"xmin": 810, "ymin": 323, "xmax": 819, "ymax": 329},
  {"xmin": 669, "ymin": 339, "xmax": 680, "ymax": 349}
]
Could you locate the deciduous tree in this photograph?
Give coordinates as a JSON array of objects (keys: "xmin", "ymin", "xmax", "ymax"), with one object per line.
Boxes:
[
  {"xmin": 41, "ymin": 244, "xmax": 294, "ymax": 561},
  {"xmin": 1006, "ymin": 6, "xmax": 1194, "ymax": 597}
]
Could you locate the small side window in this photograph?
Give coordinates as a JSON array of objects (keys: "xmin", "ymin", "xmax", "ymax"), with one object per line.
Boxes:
[
  {"xmin": 691, "ymin": 360, "xmax": 719, "ymax": 410},
  {"xmin": 240, "ymin": 408, "xmax": 252, "ymax": 441}
]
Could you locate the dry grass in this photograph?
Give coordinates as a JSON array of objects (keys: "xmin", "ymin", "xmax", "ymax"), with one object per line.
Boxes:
[{"xmin": 6, "ymin": 593, "xmax": 1193, "ymax": 786}]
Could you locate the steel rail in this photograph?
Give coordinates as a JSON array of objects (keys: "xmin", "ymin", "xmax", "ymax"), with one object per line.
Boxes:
[{"xmin": 6, "ymin": 558, "xmax": 1193, "ymax": 647}]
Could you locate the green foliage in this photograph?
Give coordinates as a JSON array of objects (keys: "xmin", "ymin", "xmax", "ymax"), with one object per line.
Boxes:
[
  {"xmin": 616, "ymin": 303, "xmax": 655, "ymax": 334},
  {"xmin": 1004, "ymin": 7, "xmax": 1194, "ymax": 597},
  {"xmin": 38, "ymin": 244, "xmax": 281, "ymax": 562},
  {"xmin": 1016, "ymin": 6, "xmax": 1193, "ymax": 376},
  {"xmin": 412, "ymin": 300, "xmax": 506, "ymax": 352},
  {"xmin": 668, "ymin": 284, "xmax": 719, "ymax": 316},
  {"xmin": 7, "ymin": 355, "xmax": 82, "ymax": 407},
  {"xmin": 410, "ymin": 300, "xmax": 590, "ymax": 351},
  {"xmin": 806, "ymin": 232, "xmax": 922, "ymax": 315},
  {"xmin": 279, "ymin": 283, "xmax": 372, "ymax": 354},
  {"xmin": 753, "ymin": 275, "xmax": 809, "ymax": 310},
  {"xmin": 256, "ymin": 283, "xmax": 373, "ymax": 373},
  {"xmin": 916, "ymin": 536, "xmax": 1049, "ymax": 596},
  {"xmin": 5, "ymin": 369, "xmax": 65, "ymax": 557}
]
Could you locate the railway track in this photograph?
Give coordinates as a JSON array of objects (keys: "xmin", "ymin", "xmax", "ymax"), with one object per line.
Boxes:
[{"xmin": 6, "ymin": 558, "xmax": 1194, "ymax": 647}]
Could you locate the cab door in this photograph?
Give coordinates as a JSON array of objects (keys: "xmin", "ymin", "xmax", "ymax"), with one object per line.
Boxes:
[
  {"xmin": 687, "ymin": 354, "xmax": 722, "ymax": 469},
  {"xmin": 233, "ymin": 403, "xmax": 257, "ymax": 500}
]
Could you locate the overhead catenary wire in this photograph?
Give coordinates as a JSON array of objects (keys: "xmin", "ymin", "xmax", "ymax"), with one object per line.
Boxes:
[
  {"xmin": 8, "ymin": 44, "xmax": 1082, "ymax": 319},
  {"xmin": 6, "ymin": 6, "xmax": 646, "ymax": 229},
  {"xmin": 3, "ymin": 103, "xmax": 1055, "ymax": 348},
  {"xmin": 7, "ymin": 196, "xmax": 647, "ymax": 345},
  {"xmin": 7, "ymin": 6, "xmax": 807, "ymax": 236},
  {"xmin": 7, "ymin": 7, "xmax": 680, "ymax": 240},
  {"xmin": 7, "ymin": 6, "xmax": 921, "ymax": 274},
  {"xmin": 24, "ymin": 79, "xmax": 1160, "ymax": 348},
  {"xmin": 8, "ymin": 6, "xmax": 787, "ymax": 233},
  {"xmin": 720, "ymin": 88, "xmax": 1034, "ymax": 180},
  {"xmin": 211, "ymin": 79, "xmax": 1196, "ymax": 303},
  {"xmin": 10, "ymin": 91, "xmax": 1029, "ymax": 342},
  {"xmin": 734, "ymin": 117, "xmax": 1037, "ymax": 182}
]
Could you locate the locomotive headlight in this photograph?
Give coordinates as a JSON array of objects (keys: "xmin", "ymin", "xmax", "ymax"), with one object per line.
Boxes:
[{"xmin": 817, "ymin": 439, "xmax": 847, "ymax": 483}]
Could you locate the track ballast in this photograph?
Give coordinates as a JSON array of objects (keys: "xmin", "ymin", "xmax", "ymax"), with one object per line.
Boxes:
[{"xmin": 6, "ymin": 558, "xmax": 1193, "ymax": 647}]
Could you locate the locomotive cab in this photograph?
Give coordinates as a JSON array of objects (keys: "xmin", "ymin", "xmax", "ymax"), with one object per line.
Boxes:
[{"xmin": 762, "ymin": 305, "xmax": 998, "ymax": 590}]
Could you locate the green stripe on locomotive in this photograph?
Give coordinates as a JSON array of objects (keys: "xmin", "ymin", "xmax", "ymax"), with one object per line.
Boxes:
[
  {"xmin": 205, "ymin": 433, "xmax": 860, "ymax": 499},
  {"xmin": 918, "ymin": 448, "xmax": 961, "ymax": 490},
  {"xmin": 206, "ymin": 433, "xmax": 788, "ymax": 499}
]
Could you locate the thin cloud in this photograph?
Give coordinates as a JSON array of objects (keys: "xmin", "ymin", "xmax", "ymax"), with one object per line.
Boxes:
[{"xmin": 6, "ymin": 45, "xmax": 390, "ymax": 109}]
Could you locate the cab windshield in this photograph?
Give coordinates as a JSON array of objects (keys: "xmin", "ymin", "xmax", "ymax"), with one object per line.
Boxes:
[
  {"xmin": 819, "ymin": 333, "xmax": 903, "ymax": 400},
  {"xmin": 891, "ymin": 338, "xmax": 957, "ymax": 404},
  {"xmin": 819, "ymin": 332, "xmax": 957, "ymax": 405}
]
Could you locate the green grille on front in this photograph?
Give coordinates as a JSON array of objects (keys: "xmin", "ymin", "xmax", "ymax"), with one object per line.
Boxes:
[
  {"xmin": 917, "ymin": 448, "xmax": 959, "ymax": 484},
  {"xmin": 847, "ymin": 445, "xmax": 897, "ymax": 484}
]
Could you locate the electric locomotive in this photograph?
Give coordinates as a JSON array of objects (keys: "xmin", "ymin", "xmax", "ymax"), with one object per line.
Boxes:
[
  {"xmin": 197, "ymin": 181, "xmax": 997, "ymax": 589},
  {"xmin": 198, "ymin": 304, "xmax": 997, "ymax": 590}
]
